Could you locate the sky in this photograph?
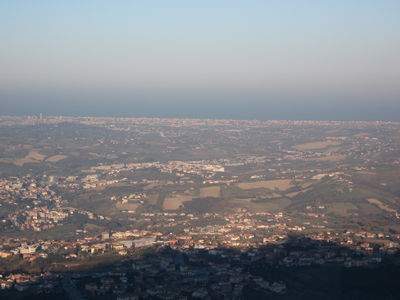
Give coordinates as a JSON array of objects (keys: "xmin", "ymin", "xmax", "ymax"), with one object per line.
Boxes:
[{"xmin": 1, "ymin": 1, "xmax": 399, "ymax": 120}]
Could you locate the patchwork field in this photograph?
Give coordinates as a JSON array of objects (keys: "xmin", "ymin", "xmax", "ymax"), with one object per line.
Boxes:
[
  {"xmin": 46, "ymin": 154, "xmax": 68, "ymax": 162},
  {"xmin": 237, "ymin": 179, "xmax": 293, "ymax": 191},
  {"xmin": 148, "ymin": 193, "xmax": 159, "ymax": 205},
  {"xmin": 46, "ymin": 155, "xmax": 68, "ymax": 162},
  {"xmin": 327, "ymin": 202, "xmax": 358, "ymax": 216},
  {"xmin": 143, "ymin": 183, "xmax": 160, "ymax": 191},
  {"xmin": 293, "ymin": 141, "xmax": 342, "ymax": 150},
  {"xmin": 262, "ymin": 193, "xmax": 282, "ymax": 198},
  {"xmin": 286, "ymin": 191, "xmax": 302, "ymax": 198},
  {"xmin": 367, "ymin": 198, "xmax": 397, "ymax": 213},
  {"xmin": 307, "ymin": 154, "xmax": 346, "ymax": 162},
  {"xmin": 163, "ymin": 194, "xmax": 193, "ymax": 210},
  {"xmin": 14, "ymin": 151, "xmax": 47, "ymax": 166},
  {"xmin": 115, "ymin": 202, "xmax": 140, "ymax": 211},
  {"xmin": 200, "ymin": 186, "xmax": 220, "ymax": 198},
  {"xmin": 1, "ymin": 151, "xmax": 68, "ymax": 166},
  {"xmin": 231, "ymin": 197, "xmax": 291, "ymax": 212}
]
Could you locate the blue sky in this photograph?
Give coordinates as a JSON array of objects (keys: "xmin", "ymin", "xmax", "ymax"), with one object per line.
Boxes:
[{"xmin": 0, "ymin": 1, "xmax": 399, "ymax": 119}]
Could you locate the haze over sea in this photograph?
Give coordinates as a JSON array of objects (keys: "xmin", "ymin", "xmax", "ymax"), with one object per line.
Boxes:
[
  {"xmin": 1, "ymin": 1, "xmax": 399, "ymax": 121},
  {"xmin": 1, "ymin": 91, "xmax": 399, "ymax": 122}
]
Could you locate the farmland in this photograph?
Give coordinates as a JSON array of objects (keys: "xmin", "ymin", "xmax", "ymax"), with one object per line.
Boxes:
[
  {"xmin": 200, "ymin": 186, "xmax": 221, "ymax": 198},
  {"xmin": 237, "ymin": 179, "xmax": 293, "ymax": 191},
  {"xmin": 293, "ymin": 140, "xmax": 342, "ymax": 150},
  {"xmin": 163, "ymin": 194, "xmax": 193, "ymax": 210}
]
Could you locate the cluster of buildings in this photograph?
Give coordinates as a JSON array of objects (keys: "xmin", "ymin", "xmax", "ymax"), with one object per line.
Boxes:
[
  {"xmin": 90, "ymin": 160, "xmax": 226, "ymax": 180},
  {"xmin": 7, "ymin": 206, "xmax": 106, "ymax": 231},
  {"xmin": 1, "ymin": 208, "xmax": 400, "ymax": 266},
  {"xmin": 2, "ymin": 212, "xmax": 399, "ymax": 299},
  {"xmin": 0, "ymin": 272, "xmax": 61, "ymax": 292},
  {"xmin": 0, "ymin": 175, "xmax": 62, "ymax": 207},
  {"xmin": 0, "ymin": 175, "xmax": 107, "ymax": 231}
]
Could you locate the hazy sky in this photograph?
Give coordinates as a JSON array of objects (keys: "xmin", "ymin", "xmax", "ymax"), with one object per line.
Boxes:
[{"xmin": 1, "ymin": 1, "xmax": 399, "ymax": 120}]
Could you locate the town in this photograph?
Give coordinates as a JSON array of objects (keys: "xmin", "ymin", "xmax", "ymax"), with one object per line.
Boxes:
[{"xmin": 0, "ymin": 116, "xmax": 399, "ymax": 299}]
